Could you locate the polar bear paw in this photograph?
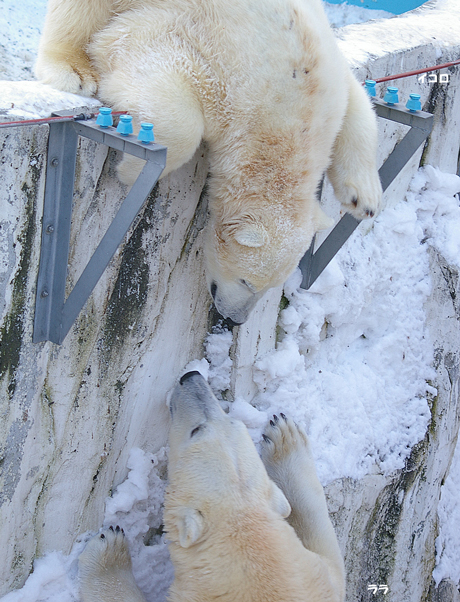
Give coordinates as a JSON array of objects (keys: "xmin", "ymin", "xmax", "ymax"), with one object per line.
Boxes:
[
  {"xmin": 79, "ymin": 527, "xmax": 146, "ymax": 602},
  {"xmin": 327, "ymin": 133, "xmax": 382, "ymax": 221},
  {"xmin": 260, "ymin": 414, "xmax": 312, "ymax": 476},
  {"xmin": 35, "ymin": 52, "xmax": 98, "ymax": 96},
  {"xmin": 335, "ymin": 174, "xmax": 382, "ymax": 221},
  {"xmin": 79, "ymin": 526, "xmax": 132, "ymax": 575}
]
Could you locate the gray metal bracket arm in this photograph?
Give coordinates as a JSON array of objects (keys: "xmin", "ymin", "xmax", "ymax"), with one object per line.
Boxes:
[
  {"xmin": 33, "ymin": 112, "xmax": 167, "ymax": 344},
  {"xmin": 299, "ymin": 98, "xmax": 434, "ymax": 290}
]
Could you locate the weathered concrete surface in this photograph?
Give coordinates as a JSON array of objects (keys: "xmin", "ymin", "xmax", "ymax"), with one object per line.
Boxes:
[{"xmin": 0, "ymin": 117, "xmax": 211, "ymax": 592}]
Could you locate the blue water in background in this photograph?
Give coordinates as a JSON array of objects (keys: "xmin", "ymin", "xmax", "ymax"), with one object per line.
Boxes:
[{"xmin": 325, "ymin": 0, "xmax": 427, "ymax": 15}]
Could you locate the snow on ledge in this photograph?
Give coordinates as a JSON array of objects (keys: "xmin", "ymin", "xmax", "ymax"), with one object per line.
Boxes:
[
  {"xmin": 334, "ymin": 0, "xmax": 460, "ymax": 66},
  {"xmin": 0, "ymin": 81, "xmax": 100, "ymax": 121}
]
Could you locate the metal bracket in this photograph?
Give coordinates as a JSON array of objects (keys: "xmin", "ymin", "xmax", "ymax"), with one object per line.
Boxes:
[
  {"xmin": 33, "ymin": 113, "xmax": 167, "ymax": 344},
  {"xmin": 299, "ymin": 98, "xmax": 434, "ymax": 289}
]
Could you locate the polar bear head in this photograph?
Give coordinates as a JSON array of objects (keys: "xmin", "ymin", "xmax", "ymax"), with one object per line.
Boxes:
[
  {"xmin": 165, "ymin": 371, "xmax": 291, "ymax": 550},
  {"xmin": 204, "ymin": 203, "xmax": 333, "ymax": 325}
]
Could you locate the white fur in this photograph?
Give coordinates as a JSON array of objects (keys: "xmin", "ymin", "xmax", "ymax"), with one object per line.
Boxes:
[
  {"xmin": 36, "ymin": 0, "xmax": 382, "ymax": 323},
  {"xmin": 78, "ymin": 527, "xmax": 145, "ymax": 602},
  {"xmin": 79, "ymin": 373, "xmax": 345, "ymax": 602}
]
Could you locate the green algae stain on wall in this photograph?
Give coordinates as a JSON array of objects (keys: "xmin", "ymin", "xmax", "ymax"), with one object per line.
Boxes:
[
  {"xmin": 0, "ymin": 156, "xmax": 40, "ymax": 399},
  {"xmin": 101, "ymin": 184, "xmax": 161, "ymax": 355},
  {"xmin": 0, "ymin": 130, "xmax": 45, "ymax": 513},
  {"xmin": 357, "ymin": 429, "xmax": 434, "ymax": 599}
]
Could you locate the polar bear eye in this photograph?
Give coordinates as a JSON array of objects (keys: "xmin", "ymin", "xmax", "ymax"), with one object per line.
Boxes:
[
  {"xmin": 239, "ymin": 279, "xmax": 256, "ymax": 293},
  {"xmin": 190, "ymin": 425, "xmax": 203, "ymax": 438}
]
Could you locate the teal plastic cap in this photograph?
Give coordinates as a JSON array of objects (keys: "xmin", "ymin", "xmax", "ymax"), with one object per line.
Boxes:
[
  {"xmin": 384, "ymin": 86, "xmax": 399, "ymax": 105},
  {"xmin": 117, "ymin": 114, "xmax": 133, "ymax": 136},
  {"xmin": 96, "ymin": 107, "xmax": 113, "ymax": 128},
  {"xmin": 138, "ymin": 122, "xmax": 154, "ymax": 144},
  {"xmin": 406, "ymin": 93, "xmax": 421, "ymax": 112}
]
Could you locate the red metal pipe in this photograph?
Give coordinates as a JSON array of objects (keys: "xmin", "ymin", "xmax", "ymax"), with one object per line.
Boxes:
[
  {"xmin": 369, "ymin": 59, "xmax": 460, "ymax": 84},
  {"xmin": 0, "ymin": 110, "xmax": 127, "ymax": 129}
]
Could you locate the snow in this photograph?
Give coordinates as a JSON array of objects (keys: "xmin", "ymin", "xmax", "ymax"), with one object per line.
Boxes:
[
  {"xmin": 1, "ymin": 0, "xmax": 460, "ymax": 600},
  {"xmin": 333, "ymin": 0, "xmax": 460, "ymax": 68},
  {"xmin": 0, "ymin": 81, "xmax": 100, "ymax": 120},
  {"xmin": 0, "ymin": 547, "xmax": 83, "ymax": 602},
  {"xmin": 0, "ymin": 0, "xmax": 45, "ymax": 82},
  {"xmin": 0, "ymin": 448, "xmax": 172, "ymax": 602},
  {"xmin": 102, "ymin": 448, "xmax": 173, "ymax": 602}
]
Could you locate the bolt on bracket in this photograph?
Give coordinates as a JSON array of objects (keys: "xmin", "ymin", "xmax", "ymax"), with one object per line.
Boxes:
[
  {"xmin": 299, "ymin": 98, "xmax": 434, "ymax": 290},
  {"xmin": 33, "ymin": 111, "xmax": 167, "ymax": 344}
]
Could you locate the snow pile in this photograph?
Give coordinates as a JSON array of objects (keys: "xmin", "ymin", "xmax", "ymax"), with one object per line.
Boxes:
[
  {"xmin": 0, "ymin": 549, "xmax": 82, "ymax": 602},
  {"xmin": 408, "ymin": 165, "xmax": 460, "ymax": 267},
  {"xmin": 182, "ymin": 328, "xmax": 233, "ymax": 392}
]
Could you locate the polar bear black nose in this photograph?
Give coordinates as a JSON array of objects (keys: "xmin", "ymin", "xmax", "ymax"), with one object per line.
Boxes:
[{"xmin": 180, "ymin": 371, "xmax": 202, "ymax": 385}]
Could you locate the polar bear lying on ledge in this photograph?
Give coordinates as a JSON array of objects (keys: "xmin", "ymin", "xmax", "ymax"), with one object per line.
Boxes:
[
  {"xmin": 36, "ymin": 0, "xmax": 381, "ymax": 324},
  {"xmin": 78, "ymin": 371, "xmax": 345, "ymax": 602}
]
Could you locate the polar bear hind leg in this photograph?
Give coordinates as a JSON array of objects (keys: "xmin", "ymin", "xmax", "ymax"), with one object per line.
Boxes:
[
  {"xmin": 261, "ymin": 414, "xmax": 345, "ymax": 601},
  {"xmin": 327, "ymin": 73, "xmax": 382, "ymax": 220},
  {"xmin": 78, "ymin": 526, "xmax": 146, "ymax": 602}
]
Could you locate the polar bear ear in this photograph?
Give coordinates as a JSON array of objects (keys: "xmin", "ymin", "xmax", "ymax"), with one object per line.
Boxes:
[
  {"xmin": 269, "ymin": 482, "xmax": 291, "ymax": 518},
  {"xmin": 233, "ymin": 222, "xmax": 269, "ymax": 248},
  {"xmin": 176, "ymin": 507, "xmax": 205, "ymax": 548}
]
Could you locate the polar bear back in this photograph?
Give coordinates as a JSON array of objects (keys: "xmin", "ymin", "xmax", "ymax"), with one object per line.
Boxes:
[{"xmin": 88, "ymin": 0, "xmax": 348, "ymax": 165}]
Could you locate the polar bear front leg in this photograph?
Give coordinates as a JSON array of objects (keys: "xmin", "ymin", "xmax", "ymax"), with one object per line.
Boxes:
[
  {"xmin": 78, "ymin": 527, "xmax": 146, "ymax": 602},
  {"xmin": 261, "ymin": 415, "xmax": 345, "ymax": 596},
  {"xmin": 327, "ymin": 73, "xmax": 382, "ymax": 220},
  {"xmin": 35, "ymin": 0, "xmax": 113, "ymax": 95},
  {"xmin": 108, "ymin": 72, "xmax": 206, "ymax": 186}
]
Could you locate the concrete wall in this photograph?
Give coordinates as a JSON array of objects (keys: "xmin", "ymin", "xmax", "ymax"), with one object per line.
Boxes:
[
  {"xmin": 1, "ymin": 1, "xmax": 459, "ymax": 599},
  {"xmin": 0, "ymin": 121, "xmax": 212, "ymax": 591}
]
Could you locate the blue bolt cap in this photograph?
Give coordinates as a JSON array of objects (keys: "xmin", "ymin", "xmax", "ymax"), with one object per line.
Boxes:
[
  {"xmin": 138, "ymin": 122, "xmax": 154, "ymax": 144},
  {"xmin": 365, "ymin": 80, "xmax": 376, "ymax": 97},
  {"xmin": 406, "ymin": 93, "xmax": 421, "ymax": 113},
  {"xmin": 96, "ymin": 107, "xmax": 113, "ymax": 128},
  {"xmin": 384, "ymin": 86, "xmax": 399, "ymax": 105},
  {"xmin": 117, "ymin": 114, "xmax": 133, "ymax": 136}
]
